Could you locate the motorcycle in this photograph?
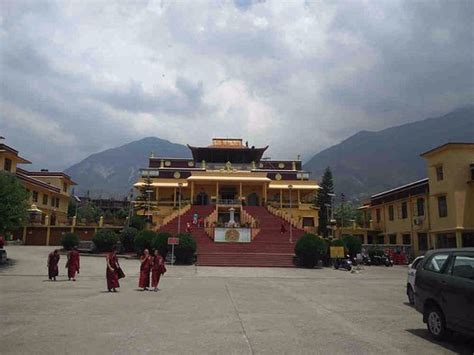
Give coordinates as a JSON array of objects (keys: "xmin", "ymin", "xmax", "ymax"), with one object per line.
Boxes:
[{"xmin": 334, "ymin": 255, "xmax": 353, "ymax": 271}]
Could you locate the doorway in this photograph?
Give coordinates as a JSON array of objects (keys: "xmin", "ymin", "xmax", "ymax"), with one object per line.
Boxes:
[
  {"xmin": 196, "ymin": 192, "xmax": 209, "ymax": 205},
  {"xmin": 247, "ymin": 193, "xmax": 259, "ymax": 206}
]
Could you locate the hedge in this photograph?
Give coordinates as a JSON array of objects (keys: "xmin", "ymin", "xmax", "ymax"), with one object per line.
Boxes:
[
  {"xmin": 294, "ymin": 233, "xmax": 328, "ymax": 268},
  {"xmin": 61, "ymin": 233, "xmax": 79, "ymax": 250},
  {"xmin": 92, "ymin": 229, "xmax": 119, "ymax": 252}
]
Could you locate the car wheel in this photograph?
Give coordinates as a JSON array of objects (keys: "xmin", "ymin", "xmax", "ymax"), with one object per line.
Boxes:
[
  {"xmin": 426, "ymin": 306, "xmax": 447, "ymax": 340},
  {"xmin": 407, "ymin": 286, "xmax": 415, "ymax": 305}
]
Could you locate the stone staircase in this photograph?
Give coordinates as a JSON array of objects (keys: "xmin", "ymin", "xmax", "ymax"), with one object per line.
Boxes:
[{"xmin": 159, "ymin": 205, "xmax": 305, "ymax": 267}]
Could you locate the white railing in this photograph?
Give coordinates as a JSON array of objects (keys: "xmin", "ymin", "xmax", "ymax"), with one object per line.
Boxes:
[{"xmin": 160, "ymin": 203, "xmax": 191, "ymax": 228}]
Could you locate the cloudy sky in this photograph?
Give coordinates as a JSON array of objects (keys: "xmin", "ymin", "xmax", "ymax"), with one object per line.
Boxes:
[{"xmin": 1, "ymin": 0, "xmax": 473, "ymax": 170}]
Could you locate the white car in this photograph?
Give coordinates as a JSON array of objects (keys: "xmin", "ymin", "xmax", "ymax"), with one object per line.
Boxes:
[{"xmin": 406, "ymin": 256, "xmax": 424, "ymax": 305}]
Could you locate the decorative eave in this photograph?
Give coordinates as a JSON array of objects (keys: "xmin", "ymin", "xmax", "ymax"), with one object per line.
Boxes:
[{"xmin": 187, "ymin": 144, "xmax": 269, "ymax": 164}]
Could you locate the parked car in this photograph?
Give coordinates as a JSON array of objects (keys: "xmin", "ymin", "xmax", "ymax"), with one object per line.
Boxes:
[
  {"xmin": 414, "ymin": 248, "xmax": 474, "ymax": 340},
  {"xmin": 406, "ymin": 256, "xmax": 424, "ymax": 305}
]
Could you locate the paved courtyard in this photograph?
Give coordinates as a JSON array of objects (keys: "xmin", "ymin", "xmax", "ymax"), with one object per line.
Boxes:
[{"xmin": 1, "ymin": 246, "xmax": 473, "ymax": 354}]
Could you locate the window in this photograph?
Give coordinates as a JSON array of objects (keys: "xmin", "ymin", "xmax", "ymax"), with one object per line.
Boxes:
[
  {"xmin": 376, "ymin": 235, "xmax": 385, "ymax": 244},
  {"xmin": 424, "ymin": 253, "xmax": 449, "ymax": 273},
  {"xmin": 403, "ymin": 234, "xmax": 411, "ymax": 245},
  {"xmin": 411, "ymin": 257, "xmax": 423, "ymax": 269},
  {"xmin": 56, "ymin": 198, "xmax": 60, "ymax": 208},
  {"xmin": 51, "ymin": 197, "xmax": 55, "ymax": 207},
  {"xmin": 376, "ymin": 209, "xmax": 381, "ymax": 223},
  {"xmin": 451, "ymin": 255, "xmax": 474, "ymax": 280},
  {"xmin": 63, "ymin": 182, "xmax": 68, "ymax": 192},
  {"xmin": 418, "ymin": 233, "xmax": 428, "ymax": 251},
  {"xmin": 42, "ymin": 194, "xmax": 48, "ymax": 205},
  {"xmin": 388, "ymin": 205, "xmax": 394, "ymax": 221},
  {"xmin": 416, "ymin": 198, "xmax": 425, "ymax": 217},
  {"xmin": 436, "ymin": 166, "xmax": 444, "ymax": 181},
  {"xmin": 32, "ymin": 191, "xmax": 38, "ymax": 202},
  {"xmin": 401, "ymin": 202, "xmax": 408, "ymax": 219},
  {"xmin": 389, "ymin": 234, "xmax": 397, "ymax": 244},
  {"xmin": 437, "ymin": 233, "xmax": 456, "ymax": 248},
  {"xmin": 438, "ymin": 196, "xmax": 448, "ymax": 217},
  {"xmin": 302, "ymin": 217, "xmax": 314, "ymax": 227},
  {"xmin": 4, "ymin": 158, "xmax": 12, "ymax": 172},
  {"xmin": 462, "ymin": 233, "xmax": 474, "ymax": 247},
  {"xmin": 367, "ymin": 235, "xmax": 374, "ymax": 244},
  {"xmin": 471, "ymin": 163, "xmax": 474, "ymax": 181}
]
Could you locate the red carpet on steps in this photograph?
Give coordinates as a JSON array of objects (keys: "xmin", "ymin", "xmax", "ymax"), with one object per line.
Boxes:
[{"xmin": 159, "ymin": 205, "xmax": 305, "ymax": 267}]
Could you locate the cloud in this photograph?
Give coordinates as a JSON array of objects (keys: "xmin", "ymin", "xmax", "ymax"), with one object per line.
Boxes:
[{"xmin": 0, "ymin": 0, "xmax": 472, "ymax": 171}]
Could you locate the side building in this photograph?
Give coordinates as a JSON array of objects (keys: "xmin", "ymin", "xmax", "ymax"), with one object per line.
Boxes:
[
  {"xmin": 348, "ymin": 143, "xmax": 473, "ymax": 256},
  {"xmin": 0, "ymin": 142, "xmax": 76, "ymax": 225}
]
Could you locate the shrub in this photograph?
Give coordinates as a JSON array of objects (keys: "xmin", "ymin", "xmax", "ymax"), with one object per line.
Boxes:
[
  {"xmin": 135, "ymin": 230, "xmax": 157, "ymax": 253},
  {"xmin": 120, "ymin": 227, "xmax": 138, "ymax": 252},
  {"xmin": 342, "ymin": 235, "xmax": 362, "ymax": 257},
  {"xmin": 295, "ymin": 233, "xmax": 328, "ymax": 268},
  {"xmin": 61, "ymin": 233, "xmax": 79, "ymax": 250},
  {"xmin": 174, "ymin": 233, "xmax": 197, "ymax": 265},
  {"xmin": 130, "ymin": 215, "xmax": 147, "ymax": 231},
  {"xmin": 92, "ymin": 229, "xmax": 119, "ymax": 252},
  {"xmin": 150, "ymin": 232, "xmax": 172, "ymax": 258}
]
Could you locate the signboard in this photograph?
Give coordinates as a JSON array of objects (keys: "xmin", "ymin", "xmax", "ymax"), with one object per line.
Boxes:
[
  {"xmin": 214, "ymin": 228, "xmax": 251, "ymax": 243},
  {"xmin": 168, "ymin": 237, "xmax": 180, "ymax": 245},
  {"xmin": 330, "ymin": 246, "xmax": 345, "ymax": 259}
]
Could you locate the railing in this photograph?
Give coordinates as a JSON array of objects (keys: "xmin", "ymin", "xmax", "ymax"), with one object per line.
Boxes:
[
  {"xmin": 204, "ymin": 208, "xmax": 218, "ymax": 239},
  {"xmin": 267, "ymin": 205, "xmax": 299, "ymax": 229},
  {"xmin": 216, "ymin": 199, "xmax": 242, "ymax": 205},
  {"xmin": 161, "ymin": 203, "xmax": 191, "ymax": 228},
  {"xmin": 241, "ymin": 208, "xmax": 259, "ymax": 239}
]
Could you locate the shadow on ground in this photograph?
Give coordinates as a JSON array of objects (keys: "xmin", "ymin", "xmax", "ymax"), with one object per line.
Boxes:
[{"xmin": 407, "ymin": 329, "xmax": 474, "ymax": 355}]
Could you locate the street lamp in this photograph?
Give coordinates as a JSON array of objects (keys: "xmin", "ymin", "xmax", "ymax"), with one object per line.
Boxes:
[
  {"xmin": 328, "ymin": 193, "xmax": 336, "ymax": 238},
  {"xmin": 146, "ymin": 189, "xmax": 153, "ymax": 223},
  {"xmin": 288, "ymin": 184, "xmax": 293, "ymax": 243},
  {"xmin": 177, "ymin": 182, "xmax": 183, "ymax": 234}
]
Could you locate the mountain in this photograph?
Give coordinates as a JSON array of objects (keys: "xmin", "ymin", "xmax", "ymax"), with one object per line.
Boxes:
[
  {"xmin": 65, "ymin": 137, "xmax": 190, "ymax": 197},
  {"xmin": 303, "ymin": 106, "xmax": 474, "ymax": 202}
]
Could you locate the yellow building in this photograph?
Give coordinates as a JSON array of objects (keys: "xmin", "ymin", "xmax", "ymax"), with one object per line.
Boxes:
[
  {"xmin": 134, "ymin": 138, "xmax": 320, "ymax": 233},
  {"xmin": 351, "ymin": 142, "xmax": 474, "ymax": 255},
  {"xmin": 0, "ymin": 142, "xmax": 76, "ymax": 225}
]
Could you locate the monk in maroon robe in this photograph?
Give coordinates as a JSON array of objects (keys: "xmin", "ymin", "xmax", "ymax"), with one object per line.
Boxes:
[
  {"xmin": 47, "ymin": 249, "xmax": 60, "ymax": 281},
  {"xmin": 66, "ymin": 248, "xmax": 80, "ymax": 281},
  {"xmin": 106, "ymin": 250, "xmax": 120, "ymax": 292},
  {"xmin": 280, "ymin": 223, "xmax": 287, "ymax": 234},
  {"xmin": 151, "ymin": 250, "xmax": 166, "ymax": 291},
  {"xmin": 139, "ymin": 249, "xmax": 151, "ymax": 290}
]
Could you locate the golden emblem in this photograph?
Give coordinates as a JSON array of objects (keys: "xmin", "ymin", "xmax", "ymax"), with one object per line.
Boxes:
[
  {"xmin": 225, "ymin": 228, "xmax": 240, "ymax": 242},
  {"xmin": 275, "ymin": 173, "xmax": 282, "ymax": 180},
  {"xmin": 173, "ymin": 171, "xmax": 181, "ymax": 179}
]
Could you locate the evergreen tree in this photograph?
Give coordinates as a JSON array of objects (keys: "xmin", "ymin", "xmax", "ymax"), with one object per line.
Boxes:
[
  {"xmin": 0, "ymin": 171, "xmax": 30, "ymax": 233},
  {"xmin": 316, "ymin": 167, "xmax": 334, "ymax": 237}
]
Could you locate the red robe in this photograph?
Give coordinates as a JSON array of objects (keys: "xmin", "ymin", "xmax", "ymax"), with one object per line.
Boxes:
[
  {"xmin": 48, "ymin": 252, "xmax": 60, "ymax": 279},
  {"xmin": 67, "ymin": 250, "xmax": 80, "ymax": 279},
  {"xmin": 151, "ymin": 255, "xmax": 166, "ymax": 288},
  {"xmin": 139, "ymin": 256, "xmax": 151, "ymax": 288},
  {"xmin": 106, "ymin": 253, "xmax": 120, "ymax": 290}
]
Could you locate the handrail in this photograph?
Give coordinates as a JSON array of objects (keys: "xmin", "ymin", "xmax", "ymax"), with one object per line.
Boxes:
[{"xmin": 161, "ymin": 203, "xmax": 191, "ymax": 228}]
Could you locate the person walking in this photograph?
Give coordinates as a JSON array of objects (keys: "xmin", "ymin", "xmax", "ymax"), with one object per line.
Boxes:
[
  {"xmin": 280, "ymin": 223, "xmax": 287, "ymax": 235},
  {"xmin": 151, "ymin": 250, "xmax": 166, "ymax": 292},
  {"xmin": 66, "ymin": 247, "xmax": 80, "ymax": 281},
  {"xmin": 47, "ymin": 249, "xmax": 60, "ymax": 281},
  {"xmin": 106, "ymin": 249, "xmax": 120, "ymax": 292},
  {"xmin": 139, "ymin": 249, "xmax": 151, "ymax": 290}
]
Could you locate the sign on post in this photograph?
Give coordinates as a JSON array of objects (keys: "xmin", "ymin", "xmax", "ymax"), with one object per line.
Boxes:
[
  {"xmin": 168, "ymin": 237, "xmax": 179, "ymax": 265},
  {"xmin": 330, "ymin": 246, "xmax": 345, "ymax": 259}
]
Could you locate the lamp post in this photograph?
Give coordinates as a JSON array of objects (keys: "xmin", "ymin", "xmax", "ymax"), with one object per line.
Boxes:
[
  {"xmin": 328, "ymin": 193, "xmax": 336, "ymax": 238},
  {"xmin": 288, "ymin": 184, "xmax": 293, "ymax": 243},
  {"xmin": 126, "ymin": 189, "xmax": 134, "ymax": 227},
  {"xmin": 146, "ymin": 189, "xmax": 153, "ymax": 224},
  {"xmin": 340, "ymin": 193, "xmax": 346, "ymax": 237},
  {"xmin": 178, "ymin": 182, "xmax": 183, "ymax": 234}
]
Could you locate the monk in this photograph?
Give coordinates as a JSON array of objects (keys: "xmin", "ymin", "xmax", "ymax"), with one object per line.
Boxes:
[
  {"xmin": 139, "ymin": 249, "xmax": 151, "ymax": 290},
  {"xmin": 151, "ymin": 250, "xmax": 166, "ymax": 292},
  {"xmin": 280, "ymin": 223, "xmax": 287, "ymax": 235},
  {"xmin": 66, "ymin": 247, "xmax": 80, "ymax": 281},
  {"xmin": 106, "ymin": 249, "xmax": 120, "ymax": 292},
  {"xmin": 47, "ymin": 249, "xmax": 60, "ymax": 281}
]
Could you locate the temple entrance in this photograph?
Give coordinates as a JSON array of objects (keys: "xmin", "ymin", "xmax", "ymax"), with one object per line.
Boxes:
[
  {"xmin": 247, "ymin": 193, "xmax": 259, "ymax": 206},
  {"xmin": 220, "ymin": 187, "xmax": 237, "ymax": 201},
  {"xmin": 196, "ymin": 192, "xmax": 209, "ymax": 205}
]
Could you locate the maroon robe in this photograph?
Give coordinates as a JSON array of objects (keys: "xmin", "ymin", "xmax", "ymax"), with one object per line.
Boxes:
[
  {"xmin": 151, "ymin": 255, "xmax": 166, "ymax": 288},
  {"xmin": 48, "ymin": 252, "xmax": 60, "ymax": 279},
  {"xmin": 106, "ymin": 253, "xmax": 120, "ymax": 290},
  {"xmin": 138, "ymin": 256, "xmax": 151, "ymax": 288},
  {"xmin": 67, "ymin": 250, "xmax": 80, "ymax": 279}
]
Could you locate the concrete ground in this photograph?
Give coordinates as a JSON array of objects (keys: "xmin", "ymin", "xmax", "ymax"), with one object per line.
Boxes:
[{"xmin": 1, "ymin": 246, "xmax": 473, "ymax": 355}]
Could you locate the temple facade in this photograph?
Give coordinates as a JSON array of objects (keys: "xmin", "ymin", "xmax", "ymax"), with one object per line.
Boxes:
[{"xmin": 134, "ymin": 138, "xmax": 320, "ymax": 235}]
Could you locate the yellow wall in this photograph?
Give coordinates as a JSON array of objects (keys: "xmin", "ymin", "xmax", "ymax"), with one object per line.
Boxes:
[{"xmin": 425, "ymin": 146, "xmax": 474, "ymax": 232}]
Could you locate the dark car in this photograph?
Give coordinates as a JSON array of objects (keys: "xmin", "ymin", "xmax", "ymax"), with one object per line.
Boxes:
[{"xmin": 414, "ymin": 248, "xmax": 474, "ymax": 339}]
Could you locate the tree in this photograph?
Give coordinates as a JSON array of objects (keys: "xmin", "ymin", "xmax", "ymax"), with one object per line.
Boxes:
[
  {"xmin": 316, "ymin": 167, "xmax": 334, "ymax": 237},
  {"xmin": 334, "ymin": 203, "xmax": 363, "ymax": 228},
  {"xmin": 0, "ymin": 171, "xmax": 29, "ymax": 234},
  {"xmin": 77, "ymin": 202, "xmax": 102, "ymax": 224},
  {"xmin": 294, "ymin": 233, "xmax": 328, "ymax": 268}
]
